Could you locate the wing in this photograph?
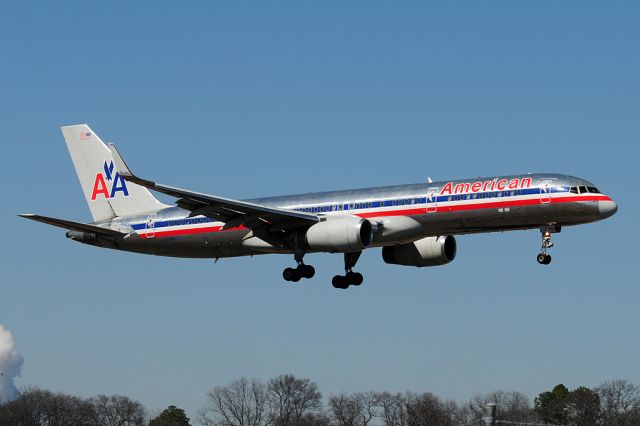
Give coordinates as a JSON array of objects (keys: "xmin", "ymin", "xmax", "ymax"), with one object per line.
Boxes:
[{"xmin": 108, "ymin": 144, "xmax": 318, "ymax": 233}]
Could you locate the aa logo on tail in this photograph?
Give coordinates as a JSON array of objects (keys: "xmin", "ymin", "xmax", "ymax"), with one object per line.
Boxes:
[{"xmin": 91, "ymin": 161, "xmax": 129, "ymax": 200}]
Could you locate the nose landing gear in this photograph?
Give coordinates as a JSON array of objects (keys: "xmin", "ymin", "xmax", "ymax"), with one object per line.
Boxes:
[{"xmin": 536, "ymin": 226, "xmax": 559, "ymax": 265}]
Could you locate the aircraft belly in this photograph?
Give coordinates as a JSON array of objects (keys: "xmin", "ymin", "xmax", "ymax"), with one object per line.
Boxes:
[
  {"xmin": 120, "ymin": 229, "xmax": 253, "ymax": 258},
  {"xmin": 418, "ymin": 201, "xmax": 600, "ymax": 236}
]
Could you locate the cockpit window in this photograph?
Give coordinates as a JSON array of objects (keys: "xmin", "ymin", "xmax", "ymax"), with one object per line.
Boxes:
[
  {"xmin": 587, "ymin": 186, "xmax": 600, "ymax": 193},
  {"xmin": 570, "ymin": 186, "xmax": 578, "ymax": 194},
  {"xmin": 578, "ymin": 185, "xmax": 588, "ymax": 194}
]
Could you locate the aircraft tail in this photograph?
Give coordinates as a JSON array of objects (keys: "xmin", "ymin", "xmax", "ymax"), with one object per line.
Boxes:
[{"xmin": 61, "ymin": 124, "xmax": 168, "ymax": 222}]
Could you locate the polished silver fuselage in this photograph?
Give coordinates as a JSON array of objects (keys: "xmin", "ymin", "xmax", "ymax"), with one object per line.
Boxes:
[{"xmin": 86, "ymin": 173, "xmax": 616, "ymax": 259}]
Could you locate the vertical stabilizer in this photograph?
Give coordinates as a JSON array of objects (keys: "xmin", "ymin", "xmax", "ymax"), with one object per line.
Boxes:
[{"xmin": 61, "ymin": 124, "xmax": 167, "ymax": 221}]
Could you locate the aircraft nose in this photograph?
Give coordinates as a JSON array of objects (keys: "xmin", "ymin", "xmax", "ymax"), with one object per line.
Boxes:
[{"xmin": 599, "ymin": 198, "xmax": 618, "ymax": 218}]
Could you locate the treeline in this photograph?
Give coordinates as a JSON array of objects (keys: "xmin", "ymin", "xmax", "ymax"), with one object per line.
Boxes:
[
  {"xmin": 198, "ymin": 376, "xmax": 640, "ymax": 426},
  {"xmin": 1, "ymin": 376, "xmax": 639, "ymax": 426}
]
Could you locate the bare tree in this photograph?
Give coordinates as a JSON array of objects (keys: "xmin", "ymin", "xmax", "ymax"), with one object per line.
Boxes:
[
  {"xmin": 294, "ymin": 412, "xmax": 332, "ymax": 426},
  {"xmin": 199, "ymin": 378, "xmax": 272, "ymax": 426},
  {"xmin": 404, "ymin": 392, "xmax": 454, "ymax": 426},
  {"xmin": 596, "ymin": 379, "xmax": 640, "ymax": 425},
  {"xmin": 328, "ymin": 392, "xmax": 377, "ymax": 426},
  {"xmin": 467, "ymin": 390, "xmax": 535, "ymax": 423},
  {"xmin": 374, "ymin": 392, "xmax": 407, "ymax": 426},
  {"xmin": 268, "ymin": 375, "xmax": 322, "ymax": 426},
  {"xmin": 88, "ymin": 394, "xmax": 146, "ymax": 426},
  {"xmin": 0, "ymin": 387, "xmax": 96, "ymax": 426}
]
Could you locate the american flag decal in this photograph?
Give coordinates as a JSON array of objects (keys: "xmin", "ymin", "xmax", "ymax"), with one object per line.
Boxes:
[{"xmin": 80, "ymin": 132, "xmax": 91, "ymax": 140}]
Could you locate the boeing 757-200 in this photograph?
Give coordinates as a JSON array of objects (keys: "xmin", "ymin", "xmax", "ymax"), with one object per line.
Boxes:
[{"xmin": 20, "ymin": 125, "xmax": 618, "ymax": 289}]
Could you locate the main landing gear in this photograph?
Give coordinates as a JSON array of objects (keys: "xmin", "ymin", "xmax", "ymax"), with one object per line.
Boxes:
[
  {"xmin": 536, "ymin": 225, "xmax": 559, "ymax": 265},
  {"xmin": 332, "ymin": 251, "xmax": 364, "ymax": 289},
  {"xmin": 283, "ymin": 263, "xmax": 315, "ymax": 282},
  {"xmin": 283, "ymin": 251, "xmax": 315, "ymax": 283}
]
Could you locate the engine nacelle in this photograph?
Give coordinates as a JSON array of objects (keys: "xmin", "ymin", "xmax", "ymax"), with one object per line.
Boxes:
[
  {"xmin": 301, "ymin": 216, "xmax": 373, "ymax": 253},
  {"xmin": 382, "ymin": 235, "xmax": 457, "ymax": 267}
]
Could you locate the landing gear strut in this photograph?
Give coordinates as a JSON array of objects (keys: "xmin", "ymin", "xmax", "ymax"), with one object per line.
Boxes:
[
  {"xmin": 536, "ymin": 225, "xmax": 559, "ymax": 265},
  {"xmin": 283, "ymin": 251, "xmax": 315, "ymax": 283},
  {"xmin": 332, "ymin": 251, "xmax": 364, "ymax": 289}
]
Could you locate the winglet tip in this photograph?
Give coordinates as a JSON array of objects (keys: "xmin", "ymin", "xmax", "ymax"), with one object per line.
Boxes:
[{"xmin": 108, "ymin": 144, "xmax": 133, "ymax": 177}]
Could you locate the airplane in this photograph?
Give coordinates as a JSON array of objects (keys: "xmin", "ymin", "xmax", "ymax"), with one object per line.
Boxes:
[{"xmin": 20, "ymin": 124, "xmax": 618, "ymax": 289}]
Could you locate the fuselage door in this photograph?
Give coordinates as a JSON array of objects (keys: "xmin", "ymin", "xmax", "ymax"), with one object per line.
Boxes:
[
  {"xmin": 540, "ymin": 181, "xmax": 551, "ymax": 204},
  {"xmin": 426, "ymin": 187, "xmax": 439, "ymax": 213},
  {"xmin": 146, "ymin": 213, "xmax": 157, "ymax": 238}
]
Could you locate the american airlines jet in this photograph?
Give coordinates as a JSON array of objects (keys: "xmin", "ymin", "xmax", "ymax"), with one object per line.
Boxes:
[{"xmin": 20, "ymin": 125, "xmax": 618, "ymax": 289}]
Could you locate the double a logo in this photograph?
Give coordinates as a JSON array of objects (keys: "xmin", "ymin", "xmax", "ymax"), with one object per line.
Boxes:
[{"xmin": 91, "ymin": 160, "xmax": 129, "ymax": 200}]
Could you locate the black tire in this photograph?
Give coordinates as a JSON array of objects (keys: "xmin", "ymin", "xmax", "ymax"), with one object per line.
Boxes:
[
  {"xmin": 332, "ymin": 275, "xmax": 347, "ymax": 289},
  {"xmin": 300, "ymin": 264, "xmax": 315, "ymax": 279},
  {"xmin": 351, "ymin": 272, "xmax": 364, "ymax": 286},
  {"xmin": 544, "ymin": 254, "xmax": 552, "ymax": 265},
  {"xmin": 283, "ymin": 267, "xmax": 296, "ymax": 281},
  {"xmin": 537, "ymin": 253, "xmax": 547, "ymax": 264}
]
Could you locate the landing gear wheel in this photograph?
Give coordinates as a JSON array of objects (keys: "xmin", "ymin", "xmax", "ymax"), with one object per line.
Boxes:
[
  {"xmin": 283, "ymin": 267, "xmax": 301, "ymax": 282},
  {"xmin": 346, "ymin": 272, "xmax": 363, "ymax": 286},
  {"xmin": 299, "ymin": 264, "xmax": 315, "ymax": 279},
  {"xmin": 332, "ymin": 275, "xmax": 348, "ymax": 289},
  {"xmin": 537, "ymin": 253, "xmax": 552, "ymax": 265}
]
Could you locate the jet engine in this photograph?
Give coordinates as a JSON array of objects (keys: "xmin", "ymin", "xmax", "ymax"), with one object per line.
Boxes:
[
  {"xmin": 382, "ymin": 235, "xmax": 457, "ymax": 267},
  {"xmin": 301, "ymin": 216, "xmax": 373, "ymax": 252}
]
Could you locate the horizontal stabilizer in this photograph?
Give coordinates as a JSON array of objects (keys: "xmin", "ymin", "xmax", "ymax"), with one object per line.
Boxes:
[{"xmin": 18, "ymin": 214, "xmax": 125, "ymax": 236}]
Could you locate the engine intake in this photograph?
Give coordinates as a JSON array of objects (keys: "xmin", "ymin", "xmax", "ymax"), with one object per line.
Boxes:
[
  {"xmin": 301, "ymin": 216, "xmax": 373, "ymax": 253},
  {"xmin": 382, "ymin": 235, "xmax": 457, "ymax": 267}
]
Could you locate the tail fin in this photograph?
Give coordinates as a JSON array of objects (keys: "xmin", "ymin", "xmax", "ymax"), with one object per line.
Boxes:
[{"xmin": 61, "ymin": 124, "xmax": 168, "ymax": 221}]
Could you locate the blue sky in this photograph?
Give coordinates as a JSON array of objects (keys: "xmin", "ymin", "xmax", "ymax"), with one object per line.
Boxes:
[{"xmin": 1, "ymin": 1, "xmax": 638, "ymax": 419}]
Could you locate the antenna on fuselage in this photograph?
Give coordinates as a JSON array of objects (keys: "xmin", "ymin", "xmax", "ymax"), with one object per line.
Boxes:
[{"xmin": 427, "ymin": 177, "xmax": 433, "ymax": 183}]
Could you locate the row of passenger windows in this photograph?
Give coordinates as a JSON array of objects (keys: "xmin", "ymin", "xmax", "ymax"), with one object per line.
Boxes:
[
  {"xmin": 167, "ymin": 217, "xmax": 213, "ymax": 226},
  {"xmin": 447, "ymin": 190, "xmax": 525, "ymax": 201},
  {"xmin": 292, "ymin": 190, "xmax": 528, "ymax": 213},
  {"xmin": 294, "ymin": 198, "xmax": 423, "ymax": 213},
  {"xmin": 569, "ymin": 185, "xmax": 600, "ymax": 194}
]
